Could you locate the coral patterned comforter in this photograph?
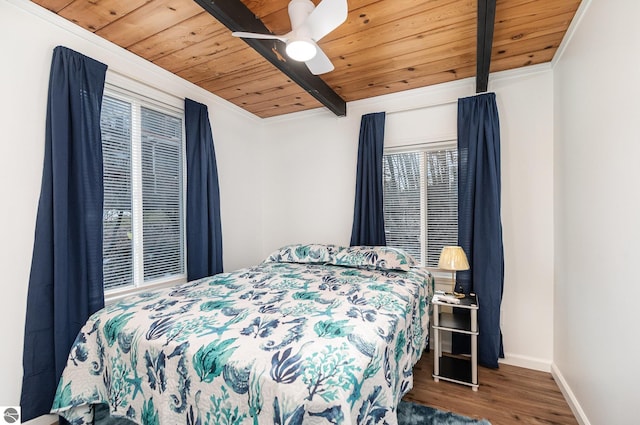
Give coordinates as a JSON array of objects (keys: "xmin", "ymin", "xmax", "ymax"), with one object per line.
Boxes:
[{"xmin": 51, "ymin": 261, "xmax": 432, "ymax": 425}]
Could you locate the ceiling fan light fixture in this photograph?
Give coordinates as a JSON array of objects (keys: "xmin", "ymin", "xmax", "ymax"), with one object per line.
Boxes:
[{"xmin": 286, "ymin": 38, "xmax": 317, "ymax": 61}]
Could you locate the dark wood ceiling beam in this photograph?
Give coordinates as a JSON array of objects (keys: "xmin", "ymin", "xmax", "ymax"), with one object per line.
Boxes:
[
  {"xmin": 192, "ymin": 0, "xmax": 347, "ymax": 117},
  {"xmin": 476, "ymin": 0, "xmax": 496, "ymax": 93}
]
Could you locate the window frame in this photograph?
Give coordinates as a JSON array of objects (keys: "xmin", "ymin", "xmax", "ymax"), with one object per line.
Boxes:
[
  {"xmin": 382, "ymin": 139, "xmax": 458, "ymax": 277},
  {"xmin": 102, "ymin": 76, "xmax": 188, "ymax": 302}
]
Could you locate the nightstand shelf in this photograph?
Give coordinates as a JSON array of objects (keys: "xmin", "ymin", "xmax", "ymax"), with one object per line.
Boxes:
[
  {"xmin": 431, "ymin": 293, "xmax": 479, "ymax": 390},
  {"xmin": 438, "ymin": 355, "xmax": 473, "ymax": 384}
]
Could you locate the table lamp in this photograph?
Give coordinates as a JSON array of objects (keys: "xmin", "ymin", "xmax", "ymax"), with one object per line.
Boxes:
[{"xmin": 438, "ymin": 246, "xmax": 470, "ymax": 298}]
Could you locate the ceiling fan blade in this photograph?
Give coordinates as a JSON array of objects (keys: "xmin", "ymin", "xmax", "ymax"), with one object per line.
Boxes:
[
  {"xmin": 304, "ymin": 44, "xmax": 334, "ymax": 75},
  {"xmin": 306, "ymin": 0, "xmax": 348, "ymax": 41},
  {"xmin": 231, "ymin": 31, "xmax": 287, "ymax": 42}
]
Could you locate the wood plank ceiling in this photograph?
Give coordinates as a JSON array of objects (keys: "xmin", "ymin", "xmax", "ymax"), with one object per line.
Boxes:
[{"xmin": 31, "ymin": 0, "xmax": 582, "ymax": 118}]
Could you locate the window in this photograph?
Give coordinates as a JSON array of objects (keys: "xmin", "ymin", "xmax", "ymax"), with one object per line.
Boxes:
[
  {"xmin": 382, "ymin": 143, "xmax": 458, "ymax": 267},
  {"xmin": 101, "ymin": 86, "xmax": 186, "ymax": 292}
]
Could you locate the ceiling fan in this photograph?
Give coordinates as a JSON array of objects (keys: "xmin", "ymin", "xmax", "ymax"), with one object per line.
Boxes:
[{"xmin": 231, "ymin": 0, "xmax": 348, "ymax": 75}]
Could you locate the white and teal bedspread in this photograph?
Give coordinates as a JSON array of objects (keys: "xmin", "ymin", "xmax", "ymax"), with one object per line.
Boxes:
[{"xmin": 51, "ymin": 260, "xmax": 433, "ymax": 425}]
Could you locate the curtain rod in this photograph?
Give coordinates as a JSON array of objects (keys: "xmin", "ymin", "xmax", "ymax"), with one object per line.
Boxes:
[
  {"xmin": 386, "ymin": 91, "xmax": 494, "ymax": 116},
  {"xmin": 106, "ymin": 68, "xmax": 183, "ymax": 103},
  {"xmin": 386, "ymin": 99, "xmax": 458, "ymax": 116}
]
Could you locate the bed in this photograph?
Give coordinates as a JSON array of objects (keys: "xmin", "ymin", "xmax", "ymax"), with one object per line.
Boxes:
[{"xmin": 51, "ymin": 244, "xmax": 433, "ymax": 425}]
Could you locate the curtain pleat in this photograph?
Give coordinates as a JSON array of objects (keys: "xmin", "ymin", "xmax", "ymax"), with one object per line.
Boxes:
[
  {"xmin": 350, "ymin": 112, "xmax": 387, "ymax": 246},
  {"xmin": 185, "ymin": 98, "xmax": 223, "ymax": 280},
  {"xmin": 20, "ymin": 46, "xmax": 107, "ymax": 421},
  {"xmin": 455, "ymin": 92, "xmax": 505, "ymax": 368}
]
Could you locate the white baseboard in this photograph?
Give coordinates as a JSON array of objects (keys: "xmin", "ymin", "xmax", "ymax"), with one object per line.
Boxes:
[
  {"xmin": 551, "ymin": 363, "xmax": 591, "ymax": 425},
  {"xmin": 499, "ymin": 352, "xmax": 551, "ymax": 372},
  {"xmin": 23, "ymin": 414, "xmax": 57, "ymax": 425}
]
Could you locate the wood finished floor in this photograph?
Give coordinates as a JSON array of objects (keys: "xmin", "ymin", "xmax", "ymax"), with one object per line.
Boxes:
[{"xmin": 403, "ymin": 353, "xmax": 579, "ymax": 425}]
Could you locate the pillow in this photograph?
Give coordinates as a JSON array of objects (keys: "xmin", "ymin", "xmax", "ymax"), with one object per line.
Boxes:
[
  {"xmin": 264, "ymin": 243, "xmax": 344, "ymax": 264},
  {"xmin": 331, "ymin": 245, "xmax": 417, "ymax": 271}
]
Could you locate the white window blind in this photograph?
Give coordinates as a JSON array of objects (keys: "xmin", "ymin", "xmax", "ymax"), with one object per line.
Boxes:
[
  {"xmin": 101, "ymin": 89, "xmax": 185, "ymax": 292},
  {"xmin": 140, "ymin": 107, "xmax": 184, "ymax": 282},
  {"xmin": 102, "ymin": 96, "xmax": 133, "ymax": 290},
  {"xmin": 383, "ymin": 144, "xmax": 458, "ymax": 267}
]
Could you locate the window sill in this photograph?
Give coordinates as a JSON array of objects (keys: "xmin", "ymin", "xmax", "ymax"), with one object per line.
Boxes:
[{"xmin": 104, "ymin": 276, "xmax": 187, "ymax": 305}]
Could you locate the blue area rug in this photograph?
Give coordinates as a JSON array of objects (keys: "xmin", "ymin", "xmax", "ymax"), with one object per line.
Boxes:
[
  {"xmin": 397, "ymin": 400, "xmax": 492, "ymax": 425},
  {"xmin": 96, "ymin": 401, "xmax": 490, "ymax": 424}
]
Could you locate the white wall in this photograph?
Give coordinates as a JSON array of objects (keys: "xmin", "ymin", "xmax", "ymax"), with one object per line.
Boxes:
[
  {"xmin": 493, "ymin": 70, "xmax": 555, "ymax": 369},
  {"xmin": 553, "ymin": 0, "xmax": 640, "ymax": 424},
  {"xmin": 0, "ymin": 0, "xmax": 263, "ymax": 411},
  {"xmin": 261, "ymin": 66, "xmax": 556, "ymax": 371},
  {"xmin": 259, "ymin": 111, "xmax": 355, "ymax": 251}
]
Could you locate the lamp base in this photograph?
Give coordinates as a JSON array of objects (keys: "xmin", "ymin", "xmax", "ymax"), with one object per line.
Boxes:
[{"xmin": 449, "ymin": 272, "xmax": 466, "ymax": 298}]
